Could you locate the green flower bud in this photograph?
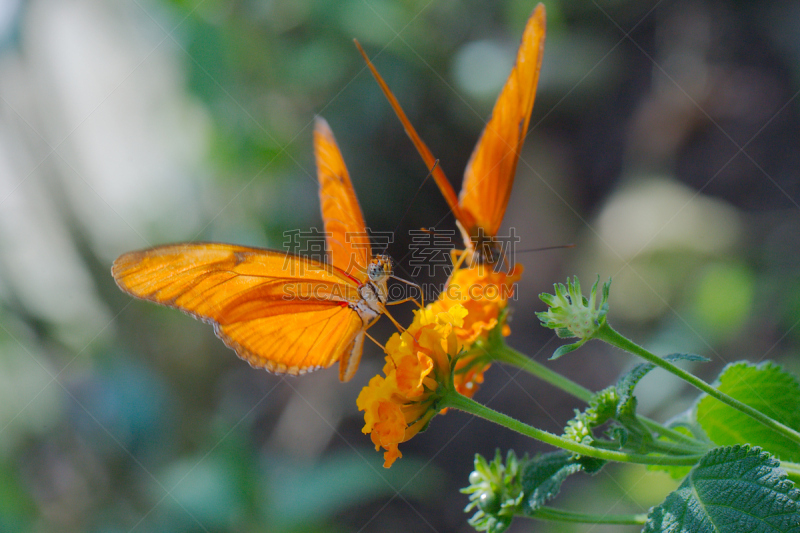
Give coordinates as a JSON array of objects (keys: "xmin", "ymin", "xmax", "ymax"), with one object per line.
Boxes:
[
  {"xmin": 462, "ymin": 449, "xmax": 527, "ymax": 533},
  {"xmin": 536, "ymin": 276, "xmax": 611, "ymax": 359}
]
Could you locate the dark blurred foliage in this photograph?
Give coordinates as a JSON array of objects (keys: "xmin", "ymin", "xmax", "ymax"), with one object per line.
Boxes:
[{"xmin": 0, "ymin": 0, "xmax": 799, "ymax": 531}]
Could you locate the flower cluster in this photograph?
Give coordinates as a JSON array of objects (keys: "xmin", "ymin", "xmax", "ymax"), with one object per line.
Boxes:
[
  {"xmin": 357, "ymin": 305, "xmax": 466, "ymax": 467},
  {"xmin": 431, "ymin": 264, "xmax": 524, "ymax": 344},
  {"xmin": 358, "ymin": 261, "xmax": 522, "ymax": 467},
  {"xmin": 431, "ymin": 264, "xmax": 523, "ymax": 398}
]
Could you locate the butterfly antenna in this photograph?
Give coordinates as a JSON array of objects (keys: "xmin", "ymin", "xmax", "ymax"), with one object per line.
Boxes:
[
  {"xmin": 492, "ymin": 243, "xmax": 575, "ymax": 272},
  {"xmin": 416, "ymin": 227, "xmax": 453, "ymax": 238},
  {"xmin": 516, "ymin": 244, "xmax": 576, "ymax": 254},
  {"xmin": 381, "ymin": 159, "xmax": 440, "ymax": 255}
]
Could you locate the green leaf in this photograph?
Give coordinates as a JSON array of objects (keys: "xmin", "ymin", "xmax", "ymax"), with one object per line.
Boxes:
[
  {"xmin": 550, "ymin": 340, "xmax": 585, "ymax": 360},
  {"xmin": 617, "ymin": 362, "xmax": 655, "ymax": 412},
  {"xmin": 614, "ymin": 354, "xmax": 707, "ymax": 447},
  {"xmin": 663, "ymin": 353, "xmax": 710, "ymax": 363},
  {"xmin": 644, "ymin": 445, "xmax": 800, "ymax": 533},
  {"xmin": 647, "ymin": 422, "xmax": 706, "ymax": 480},
  {"xmin": 617, "ymin": 353, "xmax": 708, "ymax": 411},
  {"xmin": 575, "ymin": 455, "xmax": 607, "ymax": 474},
  {"xmin": 521, "ymin": 452, "xmax": 585, "ymax": 513},
  {"xmin": 696, "ymin": 362, "xmax": 800, "ymax": 461}
]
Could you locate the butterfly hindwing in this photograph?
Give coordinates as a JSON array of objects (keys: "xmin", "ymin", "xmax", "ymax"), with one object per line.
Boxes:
[{"xmin": 217, "ymin": 303, "xmax": 366, "ymax": 375}]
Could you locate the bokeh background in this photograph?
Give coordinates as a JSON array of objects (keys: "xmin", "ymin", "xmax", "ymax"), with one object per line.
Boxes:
[{"xmin": 1, "ymin": 0, "xmax": 799, "ymax": 531}]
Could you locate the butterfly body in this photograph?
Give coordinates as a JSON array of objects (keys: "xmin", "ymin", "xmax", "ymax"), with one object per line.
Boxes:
[
  {"xmin": 112, "ymin": 117, "xmax": 394, "ymax": 382},
  {"xmin": 455, "ymin": 222, "xmax": 501, "ymax": 266}
]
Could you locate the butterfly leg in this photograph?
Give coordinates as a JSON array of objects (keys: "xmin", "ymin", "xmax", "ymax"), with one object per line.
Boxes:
[
  {"xmin": 380, "ymin": 306, "xmax": 406, "ymax": 333},
  {"xmin": 364, "ymin": 329, "xmax": 386, "ymax": 351},
  {"xmin": 442, "ymin": 247, "xmax": 470, "ymax": 288},
  {"xmin": 451, "ymin": 248, "xmax": 470, "ymax": 270},
  {"xmin": 363, "ymin": 320, "xmax": 399, "ymax": 371}
]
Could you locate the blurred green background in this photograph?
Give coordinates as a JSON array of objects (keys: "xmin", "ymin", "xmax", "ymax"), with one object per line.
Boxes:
[{"xmin": 1, "ymin": 0, "xmax": 799, "ymax": 531}]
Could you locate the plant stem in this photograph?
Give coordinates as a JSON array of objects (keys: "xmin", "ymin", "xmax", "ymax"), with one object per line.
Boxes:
[
  {"xmin": 492, "ymin": 344, "xmax": 593, "ymax": 402},
  {"xmin": 439, "ymin": 391, "xmax": 703, "ymax": 466},
  {"xmin": 531, "ymin": 506, "xmax": 648, "ymax": 525},
  {"xmin": 592, "ymin": 437, "xmax": 703, "ymax": 456},
  {"xmin": 642, "ymin": 438, "xmax": 705, "ymax": 455},
  {"xmin": 638, "ymin": 418, "xmax": 706, "ymax": 449},
  {"xmin": 493, "ymin": 344, "xmax": 706, "ymax": 450},
  {"xmin": 596, "ymin": 323, "xmax": 800, "ymax": 446}
]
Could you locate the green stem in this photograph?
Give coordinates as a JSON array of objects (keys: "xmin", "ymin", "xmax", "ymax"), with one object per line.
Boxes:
[
  {"xmin": 592, "ymin": 437, "xmax": 703, "ymax": 456},
  {"xmin": 642, "ymin": 438, "xmax": 705, "ymax": 455},
  {"xmin": 530, "ymin": 506, "xmax": 647, "ymax": 525},
  {"xmin": 440, "ymin": 391, "xmax": 703, "ymax": 466},
  {"xmin": 493, "ymin": 344, "xmax": 706, "ymax": 450},
  {"xmin": 638, "ymin": 418, "xmax": 706, "ymax": 449},
  {"xmin": 596, "ymin": 323, "xmax": 800, "ymax": 446},
  {"xmin": 492, "ymin": 344, "xmax": 593, "ymax": 402}
]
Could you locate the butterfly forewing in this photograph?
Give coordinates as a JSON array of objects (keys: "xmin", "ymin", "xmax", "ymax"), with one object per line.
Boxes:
[
  {"xmin": 355, "ymin": 4, "xmax": 545, "ymax": 251},
  {"xmin": 353, "ymin": 40, "xmax": 473, "ymax": 232},
  {"xmin": 459, "ymin": 4, "xmax": 546, "ymax": 238},
  {"xmin": 112, "ymin": 243, "xmax": 366, "ymax": 375},
  {"xmin": 314, "ymin": 117, "xmax": 372, "ymax": 282}
]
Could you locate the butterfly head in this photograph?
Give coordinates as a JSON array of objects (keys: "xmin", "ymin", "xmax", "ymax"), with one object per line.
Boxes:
[
  {"xmin": 368, "ymin": 254, "xmax": 393, "ymax": 283},
  {"xmin": 458, "ymin": 221, "xmax": 504, "ymax": 267}
]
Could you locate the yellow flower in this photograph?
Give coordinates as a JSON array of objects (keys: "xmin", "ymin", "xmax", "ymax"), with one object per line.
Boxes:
[
  {"xmin": 432, "ymin": 263, "xmax": 523, "ymax": 343},
  {"xmin": 431, "ymin": 263, "xmax": 523, "ymax": 398},
  {"xmin": 357, "ymin": 305, "xmax": 467, "ymax": 467}
]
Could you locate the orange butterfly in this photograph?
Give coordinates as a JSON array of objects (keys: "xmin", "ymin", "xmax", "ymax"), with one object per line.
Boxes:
[
  {"xmin": 112, "ymin": 117, "xmax": 403, "ymax": 382},
  {"xmin": 356, "ymin": 4, "xmax": 546, "ymax": 265}
]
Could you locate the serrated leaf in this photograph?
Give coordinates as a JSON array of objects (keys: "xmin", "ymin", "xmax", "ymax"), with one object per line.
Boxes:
[
  {"xmin": 615, "ymin": 354, "xmax": 707, "ymax": 446},
  {"xmin": 696, "ymin": 362, "xmax": 800, "ymax": 462},
  {"xmin": 576, "ymin": 455, "xmax": 607, "ymax": 474},
  {"xmin": 550, "ymin": 341, "xmax": 584, "ymax": 360},
  {"xmin": 644, "ymin": 445, "xmax": 800, "ymax": 533},
  {"xmin": 617, "ymin": 354, "xmax": 707, "ymax": 411},
  {"xmin": 617, "ymin": 362, "xmax": 656, "ymax": 406},
  {"xmin": 520, "ymin": 452, "xmax": 584, "ymax": 513},
  {"xmin": 664, "ymin": 353, "xmax": 710, "ymax": 363}
]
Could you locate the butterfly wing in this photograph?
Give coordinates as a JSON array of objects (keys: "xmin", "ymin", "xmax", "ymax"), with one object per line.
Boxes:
[
  {"xmin": 314, "ymin": 117, "xmax": 372, "ymax": 283},
  {"xmin": 459, "ymin": 4, "xmax": 546, "ymax": 238},
  {"xmin": 112, "ymin": 243, "xmax": 369, "ymax": 379},
  {"xmin": 354, "ymin": 41, "xmax": 476, "ymax": 232}
]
